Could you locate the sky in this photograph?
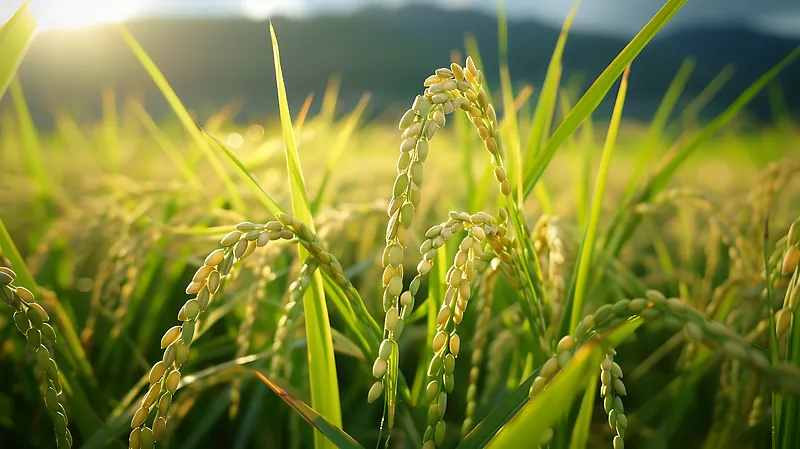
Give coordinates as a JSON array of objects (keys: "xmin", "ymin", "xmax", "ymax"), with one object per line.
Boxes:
[{"xmin": 1, "ymin": 0, "xmax": 799, "ymax": 38}]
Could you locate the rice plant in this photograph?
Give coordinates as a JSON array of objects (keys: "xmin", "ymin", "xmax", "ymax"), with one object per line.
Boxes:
[{"xmin": 2, "ymin": 0, "xmax": 800, "ymax": 448}]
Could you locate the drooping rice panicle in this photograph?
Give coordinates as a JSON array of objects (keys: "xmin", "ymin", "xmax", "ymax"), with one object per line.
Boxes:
[
  {"xmin": 530, "ymin": 215, "xmax": 567, "ymax": 327},
  {"xmin": 131, "ymin": 213, "xmax": 374, "ymax": 447},
  {"xmin": 775, "ymin": 217, "xmax": 799, "ymax": 356},
  {"xmin": 420, "ymin": 230, "xmax": 480, "ymax": 448},
  {"xmin": 373, "ymin": 63, "xmax": 471, "ymax": 408},
  {"xmin": 110, "ymin": 229, "xmax": 155, "ymax": 339},
  {"xmin": 572, "ymin": 290, "xmax": 800, "ymax": 392},
  {"xmin": 0, "ymin": 265, "xmax": 72, "ymax": 448},
  {"xmin": 456, "ymin": 57, "xmax": 549, "ymax": 342},
  {"xmin": 600, "ymin": 350, "xmax": 628, "ymax": 449}
]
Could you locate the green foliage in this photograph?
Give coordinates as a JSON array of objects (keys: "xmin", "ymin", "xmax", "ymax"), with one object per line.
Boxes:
[{"xmin": 1, "ymin": 4, "xmax": 800, "ymax": 449}]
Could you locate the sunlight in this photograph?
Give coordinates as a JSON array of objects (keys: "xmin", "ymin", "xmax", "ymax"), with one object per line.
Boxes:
[
  {"xmin": 241, "ymin": 0, "xmax": 278, "ymax": 21},
  {"xmin": 31, "ymin": 0, "xmax": 139, "ymax": 31},
  {"xmin": 241, "ymin": 0, "xmax": 308, "ymax": 20}
]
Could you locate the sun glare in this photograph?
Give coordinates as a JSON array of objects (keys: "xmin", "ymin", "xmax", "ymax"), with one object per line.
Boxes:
[
  {"xmin": 31, "ymin": 0, "xmax": 139, "ymax": 31},
  {"xmin": 242, "ymin": 0, "xmax": 308, "ymax": 20}
]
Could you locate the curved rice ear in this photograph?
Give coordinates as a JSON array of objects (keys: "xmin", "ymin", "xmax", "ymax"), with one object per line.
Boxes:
[
  {"xmin": 0, "ymin": 265, "xmax": 72, "ymax": 447},
  {"xmin": 378, "ymin": 51, "xmax": 527, "ymax": 438}
]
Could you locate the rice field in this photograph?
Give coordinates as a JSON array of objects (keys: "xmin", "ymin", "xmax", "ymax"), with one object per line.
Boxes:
[{"xmin": 2, "ymin": 1, "xmax": 800, "ymax": 449}]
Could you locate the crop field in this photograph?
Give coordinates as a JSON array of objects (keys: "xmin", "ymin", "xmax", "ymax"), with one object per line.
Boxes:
[{"xmin": 1, "ymin": 1, "xmax": 800, "ymax": 449}]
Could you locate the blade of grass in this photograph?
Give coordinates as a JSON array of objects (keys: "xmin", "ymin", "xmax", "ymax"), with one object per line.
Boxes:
[
  {"xmin": 498, "ymin": 0, "xmax": 508, "ymax": 64},
  {"xmin": 568, "ymin": 373, "xmax": 599, "ymax": 449},
  {"xmin": 603, "ymin": 46, "xmax": 800, "ymax": 257},
  {"xmin": 177, "ymin": 385, "xmax": 235, "ymax": 449},
  {"xmin": 295, "ymin": 92, "xmax": 314, "ymax": 135},
  {"xmin": 0, "ymin": 216, "xmax": 38, "ymax": 300},
  {"xmin": 624, "ymin": 58, "xmax": 695, "ymax": 199},
  {"xmin": 200, "ymin": 131, "xmax": 282, "ymax": 215},
  {"xmin": 522, "ymin": 0, "xmax": 688, "ymax": 199},
  {"xmin": 764, "ymin": 215, "xmax": 780, "ymax": 449},
  {"xmin": 320, "ymin": 75, "xmax": 341, "ymax": 126},
  {"xmin": 203, "ymin": 99, "xmax": 241, "ymax": 134},
  {"xmin": 118, "ymin": 26, "xmax": 250, "ymax": 213},
  {"xmin": 524, "ymin": 1, "xmax": 578, "ymax": 158},
  {"xmin": 767, "ymin": 82, "xmax": 790, "ymax": 124},
  {"xmin": 0, "ymin": 1, "xmax": 35, "ymax": 100},
  {"xmin": 499, "ymin": 67, "xmax": 524, "ymax": 205},
  {"xmin": 459, "ymin": 319, "xmax": 641, "ymax": 449},
  {"xmin": 254, "ymin": 370, "xmax": 365, "ymax": 449},
  {"xmin": 484, "ymin": 320, "xmax": 640, "ymax": 448},
  {"xmin": 9, "ymin": 76, "xmax": 50, "ymax": 213},
  {"xmin": 270, "ymin": 23, "xmax": 342, "ymax": 449},
  {"xmin": 566, "ymin": 66, "xmax": 630, "ymax": 333},
  {"xmin": 129, "ymin": 100, "xmax": 202, "ymax": 188},
  {"xmin": 681, "ymin": 64, "xmax": 734, "ymax": 128},
  {"xmin": 558, "ymin": 88, "xmax": 590, "ymax": 228},
  {"xmin": 473, "ymin": 162, "xmax": 495, "ymax": 213},
  {"xmin": 649, "ymin": 46, "xmax": 800, "ymax": 195},
  {"xmin": 52, "ymin": 108, "xmax": 91, "ymax": 150},
  {"xmin": 102, "ymin": 88, "xmax": 121, "ymax": 174},
  {"xmin": 497, "ymin": 0, "xmax": 524, "ymax": 204},
  {"xmin": 517, "ymin": 0, "xmax": 579, "ymax": 214}
]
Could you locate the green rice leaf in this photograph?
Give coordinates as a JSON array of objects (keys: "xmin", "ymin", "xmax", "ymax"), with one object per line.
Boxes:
[
  {"xmin": 624, "ymin": 58, "xmax": 695, "ymax": 198},
  {"xmin": 0, "ymin": 1, "xmax": 35, "ymax": 100},
  {"xmin": 604, "ymin": 45, "xmax": 800, "ymax": 257},
  {"xmin": 568, "ymin": 373, "xmax": 599, "ymax": 449},
  {"xmin": 129, "ymin": 100, "xmax": 202, "ymax": 188},
  {"xmin": 522, "ymin": 0, "xmax": 688, "ymax": 199},
  {"xmin": 270, "ymin": 22, "xmax": 342, "ymax": 449},
  {"xmin": 8, "ymin": 77, "xmax": 49, "ymax": 204},
  {"xmin": 566, "ymin": 66, "xmax": 630, "ymax": 334},
  {"xmin": 119, "ymin": 26, "xmax": 252, "ymax": 213},
  {"xmin": 648, "ymin": 46, "xmax": 800, "ymax": 195},
  {"xmin": 459, "ymin": 319, "xmax": 641, "ymax": 449},
  {"xmin": 524, "ymin": 1, "xmax": 578, "ymax": 159},
  {"xmin": 254, "ymin": 370, "xmax": 365, "ymax": 449}
]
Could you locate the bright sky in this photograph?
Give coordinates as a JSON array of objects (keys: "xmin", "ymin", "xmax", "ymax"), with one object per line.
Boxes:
[{"xmin": 1, "ymin": 0, "xmax": 799, "ymax": 38}]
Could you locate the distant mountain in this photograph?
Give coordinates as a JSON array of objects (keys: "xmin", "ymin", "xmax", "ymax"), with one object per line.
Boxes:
[{"xmin": 10, "ymin": 5, "xmax": 800, "ymax": 128}]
